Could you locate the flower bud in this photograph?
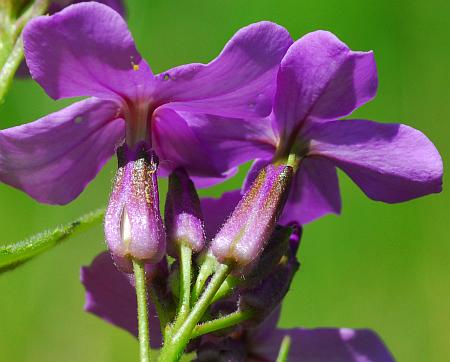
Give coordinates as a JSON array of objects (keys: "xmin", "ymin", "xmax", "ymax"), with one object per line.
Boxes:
[
  {"xmin": 239, "ymin": 245, "xmax": 299, "ymax": 324},
  {"xmin": 242, "ymin": 225, "xmax": 293, "ymax": 284},
  {"xmin": 237, "ymin": 223, "xmax": 301, "ymax": 323},
  {"xmin": 105, "ymin": 142, "xmax": 166, "ymax": 272},
  {"xmin": 211, "ymin": 164, "xmax": 293, "ymax": 267},
  {"xmin": 165, "ymin": 168, "xmax": 205, "ymax": 256}
]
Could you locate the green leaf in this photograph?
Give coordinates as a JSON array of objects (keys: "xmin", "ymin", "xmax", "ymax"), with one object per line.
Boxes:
[{"xmin": 0, "ymin": 208, "xmax": 105, "ymax": 273}]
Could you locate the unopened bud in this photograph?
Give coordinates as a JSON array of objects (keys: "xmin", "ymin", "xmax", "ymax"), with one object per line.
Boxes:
[
  {"xmin": 242, "ymin": 225, "xmax": 292, "ymax": 283},
  {"xmin": 239, "ymin": 247, "xmax": 299, "ymax": 323},
  {"xmin": 165, "ymin": 168, "xmax": 205, "ymax": 256},
  {"xmin": 105, "ymin": 142, "xmax": 166, "ymax": 272},
  {"xmin": 211, "ymin": 164, "xmax": 293, "ymax": 267}
]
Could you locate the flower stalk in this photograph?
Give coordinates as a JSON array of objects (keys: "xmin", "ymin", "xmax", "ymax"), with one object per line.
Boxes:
[
  {"xmin": 158, "ymin": 263, "xmax": 231, "ymax": 362},
  {"xmin": 172, "ymin": 243, "xmax": 192, "ymax": 330},
  {"xmin": 276, "ymin": 335, "xmax": 292, "ymax": 362},
  {"xmin": 191, "ymin": 309, "xmax": 255, "ymax": 339},
  {"xmin": 133, "ymin": 258, "xmax": 151, "ymax": 362},
  {"xmin": 191, "ymin": 253, "xmax": 216, "ymax": 304}
]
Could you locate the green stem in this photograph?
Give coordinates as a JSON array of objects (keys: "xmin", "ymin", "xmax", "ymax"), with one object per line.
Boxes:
[
  {"xmin": 276, "ymin": 335, "xmax": 292, "ymax": 362},
  {"xmin": 0, "ymin": 208, "xmax": 105, "ymax": 272},
  {"xmin": 166, "ymin": 243, "xmax": 192, "ymax": 340},
  {"xmin": 0, "ymin": 34, "xmax": 23, "ymax": 102},
  {"xmin": 210, "ymin": 274, "xmax": 239, "ymax": 304},
  {"xmin": 286, "ymin": 153, "xmax": 301, "ymax": 170},
  {"xmin": 191, "ymin": 309, "xmax": 254, "ymax": 339},
  {"xmin": 0, "ymin": 0, "xmax": 48, "ymax": 103},
  {"xmin": 176, "ymin": 243, "xmax": 192, "ymax": 325},
  {"xmin": 191, "ymin": 253, "xmax": 216, "ymax": 304},
  {"xmin": 133, "ymin": 259, "xmax": 151, "ymax": 362},
  {"xmin": 148, "ymin": 286, "xmax": 170, "ymax": 334},
  {"xmin": 158, "ymin": 263, "xmax": 230, "ymax": 362}
]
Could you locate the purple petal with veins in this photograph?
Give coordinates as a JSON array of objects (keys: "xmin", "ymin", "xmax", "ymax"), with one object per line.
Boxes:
[{"xmin": 4, "ymin": 4, "xmax": 292, "ymax": 203}]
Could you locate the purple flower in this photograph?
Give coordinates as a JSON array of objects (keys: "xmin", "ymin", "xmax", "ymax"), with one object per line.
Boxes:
[
  {"xmin": 195, "ymin": 307, "xmax": 395, "ymax": 362},
  {"xmin": 186, "ymin": 31, "xmax": 443, "ymax": 224},
  {"xmin": 81, "ymin": 254, "xmax": 394, "ymax": 361},
  {"xmin": 0, "ymin": 3, "xmax": 292, "ymax": 204}
]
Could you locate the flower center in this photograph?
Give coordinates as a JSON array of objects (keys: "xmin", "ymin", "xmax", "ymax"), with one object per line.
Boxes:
[
  {"xmin": 124, "ymin": 101, "xmax": 153, "ymax": 147},
  {"xmin": 273, "ymin": 136, "xmax": 310, "ymax": 171}
]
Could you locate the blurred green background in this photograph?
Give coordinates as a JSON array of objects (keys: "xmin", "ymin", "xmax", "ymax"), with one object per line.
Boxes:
[{"xmin": 0, "ymin": 0, "xmax": 448, "ymax": 361}]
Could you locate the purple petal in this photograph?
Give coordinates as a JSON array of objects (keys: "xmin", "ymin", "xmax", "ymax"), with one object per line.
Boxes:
[
  {"xmin": 200, "ymin": 190, "xmax": 242, "ymax": 240},
  {"xmin": 248, "ymin": 306, "xmax": 281, "ymax": 343},
  {"xmin": 252, "ymin": 327, "xmax": 395, "ymax": 362},
  {"xmin": 152, "ymin": 108, "xmax": 222, "ymax": 178},
  {"xmin": 242, "ymin": 159, "xmax": 271, "ymax": 192},
  {"xmin": 156, "ymin": 109, "xmax": 276, "ymax": 175},
  {"xmin": 189, "ymin": 168, "xmax": 239, "ymax": 189},
  {"xmin": 49, "ymin": 0, "xmax": 126, "ymax": 16},
  {"xmin": 0, "ymin": 98, "xmax": 124, "ymax": 204},
  {"xmin": 23, "ymin": 3, "xmax": 153, "ymax": 101},
  {"xmin": 153, "ymin": 108, "xmax": 268, "ymax": 183},
  {"xmin": 154, "ymin": 21, "xmax": 293, "ymax": 118},
  {"xmin": 80, "ymin": 252, "xmax": 162, "ymax": 348},
  {"xmin": 274, "ymin": 31, "xmax": 377, "ymax": 142},
  {"xmin": 307, "ymin": 119, "xmax": 443, "ymax": 202},
  {"xmin": 279, "ymin": 158, "xmax": 341, "ymax": 225}
]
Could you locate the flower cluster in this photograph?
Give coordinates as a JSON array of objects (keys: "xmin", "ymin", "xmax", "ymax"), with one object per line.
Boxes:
[{"xmin": 0, "ymin": 2, "xmax": 443, "ymax": 362}]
